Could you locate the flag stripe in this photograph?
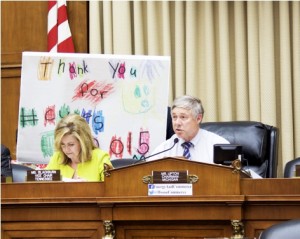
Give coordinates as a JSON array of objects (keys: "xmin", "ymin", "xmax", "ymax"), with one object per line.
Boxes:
[
  {"xmin": 48, "ymin": 27, "xmax": 58, "ymax": 52},
  {"xmin": 47, "ymin": 1, "xmax": 58, "ymax": 52},
  {"xmin": 58, "ymin": 37, "xmax": 75, "ymax": 52},
  {"xmin": 57, "ymin": 3, "xmax": 68, "ymax": 24},
  {"xmin": 47, "ymin": 0, "xmax": 75, "ymax": 53},
  {"xmin": 48, "ymin": 4, "xmax": 57, "ymax": 30},
  {"xmin": 48, "ymin": 0, "xmax": 56, "ymax": 10},
  {"xmin": 58, "ymin": 18, "xmax": 72, "ymax": 42}
]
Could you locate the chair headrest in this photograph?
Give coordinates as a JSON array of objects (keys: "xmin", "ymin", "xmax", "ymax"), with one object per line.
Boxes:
[{"xmin": 201, "ymin": 121, "xmax": 269, "ymax": 165}]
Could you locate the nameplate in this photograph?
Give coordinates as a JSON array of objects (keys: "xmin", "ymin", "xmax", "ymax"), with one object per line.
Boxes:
[
  {"xmin": 152, "ymin": 170, "xmax": 188, "ymax": 183},
  {"xmin": 27, "ymin": 170, "xmax": 61, "ymax": 181}
]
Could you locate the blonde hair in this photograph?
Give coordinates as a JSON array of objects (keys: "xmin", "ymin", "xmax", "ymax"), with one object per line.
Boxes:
[{"xmin": 54, "ymin": 114, "xmax": 97, "ymax": 164}]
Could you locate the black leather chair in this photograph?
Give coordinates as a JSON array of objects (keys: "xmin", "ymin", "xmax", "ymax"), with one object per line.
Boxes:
[
  {"xmin": 284, "ymin": 157, "xmax": 300, "ymax": 178},
  {"xmin": 11, "ymin": 164, "xmax": 33, "ymax": 182},
  {"xmin": 258, "ymin": 219, "xmax": 300, "ymax": 239},
  {"xmin": 110, "ymin": 158, "xmax": 141, "ymax": 168},
  {"xmin": 166, "ymin": 110, "xmax": 279, "ymax": 178},
  {"xmin": 200, "ymin": 121, "xmax": 279, "ymax": 178}
]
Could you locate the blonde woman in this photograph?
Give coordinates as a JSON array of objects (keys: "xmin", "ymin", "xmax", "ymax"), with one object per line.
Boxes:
[{"xmin": 46, "ymin": 114, "xmax": 112, "ymax": 181}]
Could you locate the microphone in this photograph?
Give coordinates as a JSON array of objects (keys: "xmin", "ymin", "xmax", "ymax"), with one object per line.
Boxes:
[{"xmin": 134, "ymin": 138, "xmax": 179, "ymax": 164}]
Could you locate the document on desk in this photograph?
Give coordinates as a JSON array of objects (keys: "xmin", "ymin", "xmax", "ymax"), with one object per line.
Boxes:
[{"xmin": 62, "ymin": 177, "xmax": 87, "ymax": 182}]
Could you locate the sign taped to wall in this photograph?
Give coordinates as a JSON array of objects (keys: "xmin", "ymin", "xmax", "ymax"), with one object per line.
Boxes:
[{"xmin": 17, "ymin": 52, "xmax": 170, "ymax": 164}]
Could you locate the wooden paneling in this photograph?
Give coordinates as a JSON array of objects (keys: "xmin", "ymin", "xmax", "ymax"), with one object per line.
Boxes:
[
  {"xmin": 2, "ymin": 160, "xmax": 300, "ymax": 239},
  {"xmin": 241, "ymin": 178, "xmax": 300, "ymax": 194},
  {"xmin": 1, "ymin": 1, "xmax": 88, "ymax": 157},
  {"xmin": 104, "ymin": 158, "xmax": 248, "ymax": 197},
  {"xmin": 115, "ymin": 222, "xmax": 232, "ymax": 239},
  {"xmin": 1, "ymin": 74, "xmax": 21, "ymax": 160},
  {"xmin": 1, "ymin": 221, "xmax": 103, "ymax": 239},
  {"xmin": 1, "ymin": 2, "xmax": 48, "ymax": 65}
]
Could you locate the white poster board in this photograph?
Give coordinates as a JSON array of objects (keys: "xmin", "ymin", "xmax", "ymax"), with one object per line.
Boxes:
[{"xmin": 17, "ymin": 52, "xmax": 170, "ymax": 164}]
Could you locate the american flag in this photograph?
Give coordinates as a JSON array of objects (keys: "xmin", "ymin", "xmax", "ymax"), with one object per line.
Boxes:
[{"xmin": 47, "ymin": 0, "xmax": 75, "ymax": 52}]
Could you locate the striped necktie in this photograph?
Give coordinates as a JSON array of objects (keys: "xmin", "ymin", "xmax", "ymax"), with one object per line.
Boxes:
[{"xmin": 182, "ymin": 141, "xmax": 193, "ymax": 160}]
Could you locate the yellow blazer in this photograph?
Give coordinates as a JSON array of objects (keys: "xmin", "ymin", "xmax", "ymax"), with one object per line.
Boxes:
[{"xmin": 46, "ymin": 148, "xmax": 112, "ymax": 182}]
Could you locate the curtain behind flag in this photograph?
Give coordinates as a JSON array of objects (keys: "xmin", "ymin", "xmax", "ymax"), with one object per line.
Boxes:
[{"xmin": 48, "ymin": 0, "xmax": 75, "ymax": 52}]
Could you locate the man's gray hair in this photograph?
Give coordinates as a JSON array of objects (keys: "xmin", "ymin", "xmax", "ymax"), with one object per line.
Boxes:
[{"xmin": 171, "ymin": 95, "xmax": 204, "ymax": 118}]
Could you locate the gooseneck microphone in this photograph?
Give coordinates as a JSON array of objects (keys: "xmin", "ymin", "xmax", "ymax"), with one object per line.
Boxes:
[{"xmin": 134, "ymin": 138, "xmax": 179, "ymax": 164}]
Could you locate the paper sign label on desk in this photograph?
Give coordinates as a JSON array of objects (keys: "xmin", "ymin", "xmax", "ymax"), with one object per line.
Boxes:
[{"xmin": 148, "ymin": 184, "xmax": 193, "ymax": 196}]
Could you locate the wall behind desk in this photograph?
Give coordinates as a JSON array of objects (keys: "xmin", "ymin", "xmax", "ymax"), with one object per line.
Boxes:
[{"xmin": 1, "ymin": 1, "xmax": 88, "ymax": 159}]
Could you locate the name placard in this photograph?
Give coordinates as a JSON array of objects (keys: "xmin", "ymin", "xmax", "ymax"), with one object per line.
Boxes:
[
  {"xmin": 152, "ymin": 170, "xmax": 188, "ymax": 183},
  {"xmin": 27, "ymin": 170, "xmax": 61, "ymax": 181}
]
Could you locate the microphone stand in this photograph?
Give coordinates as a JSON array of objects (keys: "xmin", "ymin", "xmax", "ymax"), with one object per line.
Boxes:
[{"xmin": 134, "ymin": 138, "xmax": 179, "ymax": 164}]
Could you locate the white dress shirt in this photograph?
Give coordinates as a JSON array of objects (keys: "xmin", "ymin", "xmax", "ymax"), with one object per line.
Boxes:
[{"xmin": 147, "ymin": 128, "xmax": 230, "ymax": 164}]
